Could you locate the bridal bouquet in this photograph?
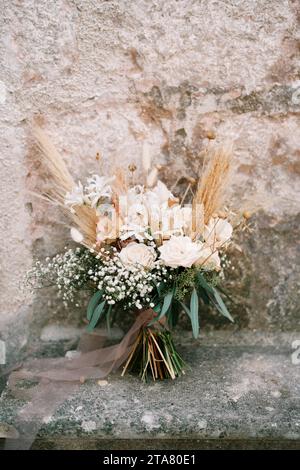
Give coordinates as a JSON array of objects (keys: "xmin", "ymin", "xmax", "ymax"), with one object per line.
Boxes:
[{"xmin": 27, "ymin": 128, "xmax": 246, "ymax": 381}]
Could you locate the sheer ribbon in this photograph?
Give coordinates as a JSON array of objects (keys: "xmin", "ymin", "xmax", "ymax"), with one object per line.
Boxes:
[{"xmin": 4, "ymin": 309, "xmax": 155, "ymax": 449}]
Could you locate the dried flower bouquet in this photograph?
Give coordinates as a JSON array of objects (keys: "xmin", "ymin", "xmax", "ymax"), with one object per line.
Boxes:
[{"xmin": 27, "ymin": 128, "xmax": 246, "ymax": 381}]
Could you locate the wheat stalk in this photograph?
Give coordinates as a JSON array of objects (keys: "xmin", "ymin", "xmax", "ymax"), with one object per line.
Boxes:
[{"xmin": 195, "ymin": 145, "xmax": 233, "ymax": 225}]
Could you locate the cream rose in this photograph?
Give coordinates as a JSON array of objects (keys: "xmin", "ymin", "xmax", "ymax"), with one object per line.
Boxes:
[
  {"xmin": 158, "ymin": 235, "xmax": 203, "ymax": 268},
  {"xmin": 204, "ymin": 217, "xmax": 233, "ymax": 248},
  {"xmin": 119, "ymin": 242, "xmax": 156, "ymax": 269}
]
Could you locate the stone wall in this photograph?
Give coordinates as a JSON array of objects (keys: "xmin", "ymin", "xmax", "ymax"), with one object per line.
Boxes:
[{"xmin": 1, "ymin": 0, "xmax": 299, "ymax": 357}]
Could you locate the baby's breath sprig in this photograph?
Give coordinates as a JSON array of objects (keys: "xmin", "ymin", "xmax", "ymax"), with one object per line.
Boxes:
[
  {"xmin": 87, "ymin": 246, "xmax": 168, "ymax": 311},
  {"xmin": 24, "ymin": 247, "xmax": 97, "ymax": 304}
]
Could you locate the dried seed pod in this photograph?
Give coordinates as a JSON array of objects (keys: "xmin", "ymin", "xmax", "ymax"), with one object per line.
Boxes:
[
  {"xmin": 243, "ymin": 211, "xmax": 251, "ymax": 220},
  {"xmin": 206, "ymin": 130, "xmax": 216, "ymax": 139},
  {"xmin": 128, "ymin": 163, "xmax": 137, "ymax": 173}
]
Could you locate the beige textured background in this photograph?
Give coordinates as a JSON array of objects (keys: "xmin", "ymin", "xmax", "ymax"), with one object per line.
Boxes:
[{"xmin": 0, "ymin": 1, "xmax": 299, "ymax": 357}]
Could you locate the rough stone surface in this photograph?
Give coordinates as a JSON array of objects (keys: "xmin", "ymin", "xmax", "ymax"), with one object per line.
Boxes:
[
  {"xmin": 40, "ymin": 325, "xmax": 84, "ymax": 342},
  {"xmin": 0, "ymin": 331, "xmax": 299, "ymax": 449},
  {"xmin": 0, "ymin": 0, "xmax": 300, "ymax": 362}
]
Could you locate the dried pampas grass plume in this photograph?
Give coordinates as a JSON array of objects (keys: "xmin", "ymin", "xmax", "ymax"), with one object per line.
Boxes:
[
  {"xmin": 195, "ymin": 145, "xmax": 233, "ymax": 224},
  {"xmin": 191, "ymin": 201, "xmax": 204, "ymax": 240},
  {"xmin": 32, "ymin": 126, "xmax": 98, "ymax": 249},
  {"xmin": 32, "ymin": 126, "xmax": 75, "ymax": 201},
  {"xmin": 71, "ymin": 205, "xmax": 98, "ymax": 249}
]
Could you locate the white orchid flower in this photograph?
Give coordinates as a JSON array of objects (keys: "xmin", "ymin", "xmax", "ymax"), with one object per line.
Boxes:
[
  {"xmin": 85, "ymin": 175, "xmax": 115, "ymax": 208},
  {"xmin": 65, "ymin": 182, "xmax": 85, "ymax": 208}
]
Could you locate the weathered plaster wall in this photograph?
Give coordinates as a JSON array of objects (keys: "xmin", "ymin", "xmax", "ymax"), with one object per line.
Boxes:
[{"xmin": 0, "ymin": 0, "xmax": 299, "ymax": 352}]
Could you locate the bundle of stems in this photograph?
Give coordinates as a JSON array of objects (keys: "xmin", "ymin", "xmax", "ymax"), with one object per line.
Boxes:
[{"xmin": 122, "ymin": 327, "xmax": 185, "ymax": 381}]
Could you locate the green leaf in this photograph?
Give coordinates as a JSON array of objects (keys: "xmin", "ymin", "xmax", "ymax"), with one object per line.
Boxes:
[
  {"xmin": 180, "ymin": 301, "xmax": 191, "ymax": 319},
  {"xmin": 87, "ymin": 290, "xmax": 103, "ymax": 321},
  {"xmin": 190, "ymin": 288, "xmax": 199, "ymax": 338},
  {"xmin": 153, "ymin": 303, "xmax": 161, "ymax": 313},
  {"xmin": 197, "ymin": 286, "xmax": 210, "ymax": 305},
  {"xmin": 106, "ymin": 304, "xmax": 113, "ymax": 337},
  {"xmin": 155, "ymin": 281, "xmax": 164, "ymax": 296},
  {"xmin": 212, "ymin": 287, "xmax": 234, "ymax": 322},
  {"xmin": 161, "ymin": 291, "xmax": 173, "ymax": 317},
  {"xmin": 168, "ymin": 300, "xmax": 181, "ymax": 328},
  {"xmin": 148, "ymin": 291, "xmax": 173, "ymax": 326},
  {"xmin": 87, "ymin": 300, "xmax": 106, "ymax": 332},
  {"xmin": 197, "ymin": 272, "xmax": 233, "ymax": 323},
  {"xmin": 146, "ymin": 303, "xmax": 161, "ymax": 326},
  {"xmin": 216, "ymin": 285, "xmax": 235, "ymax": 302},
  {"xmin": 196, "ymin": 272, "xmax": 214, "ymax": 294}
]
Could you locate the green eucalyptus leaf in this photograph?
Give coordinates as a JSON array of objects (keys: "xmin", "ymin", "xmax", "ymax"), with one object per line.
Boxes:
[
  {"xmin": 87, "ymin": 290, "xmax": 103, "ymax": 321},
  {"xmin": 87, "ymin": 300, "xmax": 106, "ymax": 332},
  {"xmin": 168, "ymin": 300, "xmax": 181, "ymax": 328},
  {"xmin": 155, "ymin": 281, "xmax": 164, "ymax": 296},
  {"xmin": 161, "ymin": 291, "xmax": 173, "ymax": 317},
  {"xmin": 190, "ymin": 288, "xmax": 199, "ymax": 338},
  {"xmin": 197, "ymin": 272, "xmax": 233, "ymax": 322},
  {"xmin": 212, "ymin": 287, "xmax": 234, "ymax": 322},
  {"xmin": 153, "ymin": 303, "xmax": 161, "ymax": 313},
  {"xmin": 148, "ymin": 291, "xmax": 173, "ymax": 326},
  {"xmin": 106, "ymin": 304, "xmax": 113, "ymax": 337},
  {"xmin": 196, "ymin": 272, "xmax": 214, "ymax": 294},
  {"xmin": 180, "ymin": 301, "xmax": 191, "ymax": 319},
  {"xmin": 197, "ymin": 286, "xmax": 210, "ymax": 305},
  {"xmin": 216, "ymin": 285, "xmax": 235, "ymax": 302}
]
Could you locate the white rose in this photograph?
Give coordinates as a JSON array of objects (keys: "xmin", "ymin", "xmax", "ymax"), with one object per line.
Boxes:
[
  {"xmin": 195, "ymin": 246, "xmax": 221, "ymax": 271},
  {"xmin": 204, "ymin": 218, "xmax": 233, "ymax": 248},
  {"xmin": 119, "ymin": 242, "xmax": 156, "ymax": 269},
  {"xmin": 158, "ymin": 236, "xmax": 203, "ymax": 268}
]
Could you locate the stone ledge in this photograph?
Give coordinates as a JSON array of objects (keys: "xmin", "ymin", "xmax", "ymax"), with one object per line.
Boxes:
[
  {"xmin": 1, "ymin": 331, "xmax": 299, "ymax": 450},
  {"xmin": 29, "ymin": 438, "xmax": 300, "ymax": 451}
]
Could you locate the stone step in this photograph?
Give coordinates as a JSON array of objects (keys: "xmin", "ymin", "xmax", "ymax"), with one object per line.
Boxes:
[{"xmin": 0, "ymin": 331, "xmax": 299, "ymax": 450}]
